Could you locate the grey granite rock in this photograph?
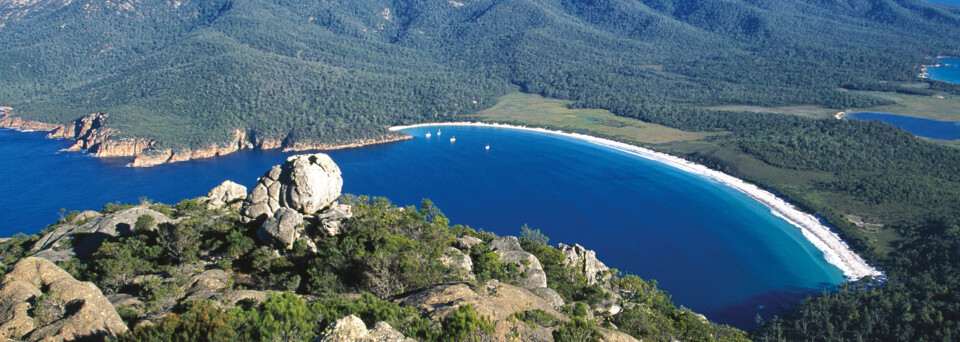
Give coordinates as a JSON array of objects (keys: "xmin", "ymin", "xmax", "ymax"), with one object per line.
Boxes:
[{"xmin": 257, "ymin": 208, "xmax": 304, "ymax": 250}]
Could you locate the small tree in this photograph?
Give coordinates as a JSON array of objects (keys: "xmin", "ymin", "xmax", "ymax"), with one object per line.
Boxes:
[
  {"xmin": 134, "ymin": 215, "xmax": 156, "ymax": 232},
  {"xmin": 157, "ymin": 222, "xmax": 201, "ymax": 263},
  {"xmin": 519, "ymin": 224, "xmax": 549, "ymax": 248}
]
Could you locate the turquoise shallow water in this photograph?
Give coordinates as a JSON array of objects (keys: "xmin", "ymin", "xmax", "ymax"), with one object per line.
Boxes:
[
  {"xmin": 926, "ymin": 57, "xmax": 960, "ymax": 84},
  {"xmin": 0, "ymin": 125, "xmax": 846, "ymax": 327}
]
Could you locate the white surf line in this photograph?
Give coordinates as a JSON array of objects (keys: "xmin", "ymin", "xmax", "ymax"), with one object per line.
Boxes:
[{"xmin": 390, "ymin": 122, "xmax": 883, "ymax": 280}]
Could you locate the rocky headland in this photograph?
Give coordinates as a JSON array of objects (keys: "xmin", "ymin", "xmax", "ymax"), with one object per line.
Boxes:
[
  {"xmin": 0, "ymin": 152, "xmax": 746, "ymax": 341},
  {"xmin": 0, "ymin": 112, "xmax": 410, "ymax": 167}
]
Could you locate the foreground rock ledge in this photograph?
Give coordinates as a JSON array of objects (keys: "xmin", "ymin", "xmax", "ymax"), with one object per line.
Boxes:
[{"xmin": 0, "ymin": 257, "xmax": 128, "ymax": 341}]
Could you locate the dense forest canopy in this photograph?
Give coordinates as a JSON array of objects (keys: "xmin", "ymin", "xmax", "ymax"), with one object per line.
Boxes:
[{"xmin": 0, "ymin": 0, "xmax": 959, "ymax": 149}]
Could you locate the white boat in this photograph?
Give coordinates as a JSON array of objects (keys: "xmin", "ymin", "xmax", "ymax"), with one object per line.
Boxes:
[
  {"xmin": 485, "ymin": 144, "xmax": 490, "ymax": 150},
  {"xmin": 450, "ymin": 136, "xmax": 456, "ymax": 142},
  {"xmin": 437, "ymin": 129, "xmax": 442, "ymax": 136},
  {"xmin": 425, "ymin": 132, "xmax": 431, "ymax": 138}
]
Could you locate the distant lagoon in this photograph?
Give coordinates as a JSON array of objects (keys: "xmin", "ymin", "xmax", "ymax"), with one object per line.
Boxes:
[{"xmin": 846, "ymin": 112, "xmax": 960, "ymax": 141}]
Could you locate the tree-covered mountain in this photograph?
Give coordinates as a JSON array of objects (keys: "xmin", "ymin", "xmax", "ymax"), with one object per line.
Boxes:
[{"xmin": 1, "ymin": 0, "xmax": 958, "ymax": 150}]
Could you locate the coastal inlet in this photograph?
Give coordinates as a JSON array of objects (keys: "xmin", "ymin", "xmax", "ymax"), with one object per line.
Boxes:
[{"xmin": 0, "ymin": 124, "xmax": 878, "ymax": 327}]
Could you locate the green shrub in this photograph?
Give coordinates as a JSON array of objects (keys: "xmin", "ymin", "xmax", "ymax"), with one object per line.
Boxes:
[
  {"xmin": 134, "ymin": 215, "xmax": 156, "ymax": 232},
  {"xmin": 440, "ymin": 304, "xmax": 494, "ymax": 341},
  {"xmin": 553, "ymin": 317, "xmax": 603, "ymax": 342},
  {"xmin": 512, "ymin": 309, "xmax": 561, "ymax": 328},
  {"xmin": 238, "ymin": 292, "xmax": 320, "ymax": 342},
  {"xmin": 117, "ymin": 300, "xmax": 239, "ymax": 342}
]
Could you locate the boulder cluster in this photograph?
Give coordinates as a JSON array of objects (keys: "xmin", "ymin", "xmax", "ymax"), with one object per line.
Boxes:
[
  {"xmin": 232, "ymin": 153, "xmax": 351, "ymax": 251},
  {"xmin": 240, "ymin": 153, "xmax": 343, "ymax": 223}
]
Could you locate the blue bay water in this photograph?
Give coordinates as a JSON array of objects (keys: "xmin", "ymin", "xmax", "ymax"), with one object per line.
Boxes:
[
  {"xmin": 0, "ymin": 125, "xmax": 845, "ymax": 328},
  {"xmin": 925, "ymin": 57, "xmax": 960, "ymax": 85},
  {"xmin": 926, "ymin": 0, "xmax": 960, "ymax": 6},
  {"xmin": 847, "ymin": 112, "xmax": 960, "ymax": 140}
]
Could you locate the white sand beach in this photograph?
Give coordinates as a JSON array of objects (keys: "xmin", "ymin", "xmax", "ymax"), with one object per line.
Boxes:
[{"xmin": 390, "ymin": 122, "xmax": 883, "ymax": 280}]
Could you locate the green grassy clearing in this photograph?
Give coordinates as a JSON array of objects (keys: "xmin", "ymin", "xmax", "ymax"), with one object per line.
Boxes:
[{"xmin": 474, "ymin": 93, "xmax": 718, "ymax": 144}]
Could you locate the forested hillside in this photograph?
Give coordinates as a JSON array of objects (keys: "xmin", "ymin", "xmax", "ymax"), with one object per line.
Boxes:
[{"xmin": 1, "ymin": 0, "xmax": 958, "ymax": 150}]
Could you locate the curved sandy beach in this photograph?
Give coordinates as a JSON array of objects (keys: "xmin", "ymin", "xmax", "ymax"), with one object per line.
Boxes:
[{"xmin": 390, "ymin": 122, "xmax": 883, "ymax": 280}]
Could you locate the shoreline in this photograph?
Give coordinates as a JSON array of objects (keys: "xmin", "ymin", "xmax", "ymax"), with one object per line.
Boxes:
[
  {"xmin": 391, "ymin": 122, "xmax": 883, "ymax": 281},
  {"xmin": 0, "ymin": 113, "xmax": 410, "ymax": 167},
  {"xmin": 920, "ymin": 56, "xmax": 958, "ymax": 80}
]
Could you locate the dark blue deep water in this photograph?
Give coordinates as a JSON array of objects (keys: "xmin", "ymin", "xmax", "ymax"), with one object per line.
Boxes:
[
  {"xmin": 0, "ymin": 125, "xmax": 846, "ymax": 328},
  {"xmin": 847, "ymin": 112, "xmax": 960, "ymax": 140},
  {"xmin": 925, "ymin": 57, "xmax": 960, "ymax": 84}
]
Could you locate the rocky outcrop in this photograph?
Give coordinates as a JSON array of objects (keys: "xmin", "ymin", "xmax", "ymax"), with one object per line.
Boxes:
[
  {"xmin": 182, "ymin": 269, "xmax": 234, "ymax": 303},
  {"xmin": 456, "ymin": 235, "xmax": 482, "ymax": 250},
  {"xmin": 206, "ymin": 180, "xmax": 248, "ymax": 210},
  {"xmin": 531, "ymin": 287, "xmax": 565, "ymax": 309},
  {"xmin": 440, "ymin": 247, "xmax": 474, "ymax": 280},
  {"xmin": 256, "ymin": 208, "xmax": 304, "ymax": 250},
  {"xmin": 316, "ymin": 202, "xmax": 352, "ymax": 236},
  {"xmin": 209, "ymin": 290, "xmax": 267, "ymax": 307},
  {"xmin": 559, "ymin": 243, "xmax": 610, "ymax": 286},
  {"xmin": 282, "ymin": 135, "xmax": 413, "ymax": 153},
  {"xmin": 0, "ymin": 257, "xmax": 127, "ymax": 341},
  {"xmin": 240, "ymin": 153, "xmax": 343, "ymax": 223},
  {"xmin": 3, "ymin": 112, "xmax": 410, "ymax": 167},
  {"xmin": 0, "ymin": 115, "xmax": 61, "ymax": 131},
  {"xmin": 489, "ymin": 236, "xmax": 548, "ymax": 290},
  {"xmin": 32, "ymin": 207, "xmax": 173, "ymax": 261},
  {"xmin": 314, "ymin": 315, "xmax": 414, "ymax": 342},
  {"xmin": 395, "ymin": 280, "xmax": 563, "ymax": 341},
  {"xmin": 131, "ymin": 129, "xmax": 252, "ymax": 167}
]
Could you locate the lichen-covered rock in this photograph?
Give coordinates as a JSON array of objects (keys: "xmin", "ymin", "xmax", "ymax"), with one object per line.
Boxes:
[
  {"xmin": 206, "ymin": 180, "xmax": 247, "ymax": 210},
  {"xmin": 531, "ymin": 287, "xmax": 565, "ymax": 309},
  {"xmin": 188, "ymin": 269, "xmax": 232, "ymax": 294},
  {"xmin": 456, "ymin": 235, "xmax": 482, "ymax": 250},
  {"xmin": 209, "ymin": 290, "xmax": 268, "ymax": 307},
  {"xmin": 256, "ymin": 208, "xmax": 304, "ymax": 250},
  {"xmin": 241, "ymin": 153, "xmax": 343, "ymax": 223},
  {"xmin": 489, "ymin": 236, "xmax": 548, "ymax": 290},
  {"xmin": 32, "ymin": 207, "xmax": 173, "ymax": 261},
  {"xmin": 395, "ymin": 280, "xmax": 563, "ymax": 341},
  {"xmin": 559, "ymin": 243, "xmax": 610, "ymax": 286},
  {"xmin": 70, "ymin": 210, "xmax": 102, "ymax": 224},
  {"xmin": 314, "ymin": 315, "xmax": 414, "ymax": 342},
  {"xmin": 440, "ymin": 247, "xmax": 474, "ymax": 279},
  {"xmin": 0, "ymin": 257, "xmax": 127, "ymax": 341},
  {"xmin": 316, "ymin": 202, "xmax": 352, "ymax": 237}
]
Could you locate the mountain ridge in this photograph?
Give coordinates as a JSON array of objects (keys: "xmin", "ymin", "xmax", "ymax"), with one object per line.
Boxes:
[{"xmin": 1, "ymin": 0, "xmax": 958, "ymax": 155}]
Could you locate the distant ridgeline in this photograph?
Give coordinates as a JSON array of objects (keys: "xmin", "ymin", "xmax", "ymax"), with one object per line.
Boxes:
[{"xmin": 0, "ymin": 0, "xmax": 959, "ymax": 151}]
